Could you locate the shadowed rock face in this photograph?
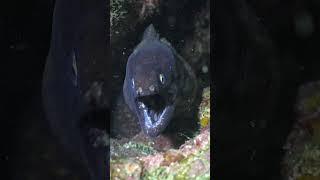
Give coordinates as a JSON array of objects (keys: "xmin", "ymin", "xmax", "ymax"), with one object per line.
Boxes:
[{"xmin": 42, "ymin": 0, "xmax": 109, "ymax": 179}]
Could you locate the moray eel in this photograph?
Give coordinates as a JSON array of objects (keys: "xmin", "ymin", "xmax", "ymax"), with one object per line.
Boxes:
[
  {"xmin": 42, "ymin": 0, "xmax": 107, "ymax": 179},
  {"xmin": 123, "ymin": 24, "xmax": 197, "ymax": 137}
]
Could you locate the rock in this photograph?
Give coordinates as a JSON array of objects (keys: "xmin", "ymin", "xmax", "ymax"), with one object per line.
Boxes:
[
  {"xmin": 110, "ymin": 128, "xmax": 210, "ymax": 179},
  {"xmin": 282, "ymin": 81, "xmax": 320, "ymax": 180},
  {"xmin": 198, "ymin": 87, "xmax": 210, "ymax": 129}
]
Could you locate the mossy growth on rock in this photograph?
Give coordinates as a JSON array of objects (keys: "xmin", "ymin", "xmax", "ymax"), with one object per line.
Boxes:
[
  {"xmin": 110, "ymin": 0, "xmax": 137, "ymax": 44},
  {"xmin": 122, "ymin": 141, "xmax": 157, "ymax": 156},
  {"xmin": 142, "ymin": 143, "xmax": 210, "ymax": 180},
  {"xmin": 110, "ymin": 138, "xmax": 157, "ymax": 159},
  {"xmin": 284, "ymin": 142, "xmax": 320, "ymax": 180},
  {"xmin": 110, "ymin": 0, "xmax": 129, "ymax": 28},
  {"xmin": 198, "ymin": 87, "xmax": 210, "ymax": 129},
  {"xmin": 110, "ymin": 128, "xmax": 210, "ymax": 179},
  {"xmin": 110, "ymin": 158, "xmax": 142, "ymax": 179}
]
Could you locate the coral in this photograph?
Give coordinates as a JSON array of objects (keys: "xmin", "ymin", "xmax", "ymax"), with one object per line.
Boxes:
[
  {"xmin": 142, "ymin": 147, "xmax": 210, "ymax": 179},
  {"xmin": 110, "ymin": 158, "xmax": 142, "ymax": 179},
  {"xmin": 110, "ymin": 138, "xmax": 158, "ymax": 159},
  {"xmin": 110, "ymin": 128, "xmax": 210, "ymax": 179},
  {"xmin": 141, "ymin": 128, "xmax": 210, "ymax": 179},
  {"xmin": 122, "ymin": 141, "xmax": 158, "ymax": 156}
]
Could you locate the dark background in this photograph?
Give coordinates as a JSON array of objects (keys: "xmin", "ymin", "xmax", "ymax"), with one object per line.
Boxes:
[
  {"xmin": 1, "ymin": 0, "xmax": 54, "ymax": 178},
  {"xmin": 1, "ymin": 0, "xmax": 108, "ymax": 179},
  {"xmin": 214, "ymin": 0, "xmax": 320, "ymax": 179}
]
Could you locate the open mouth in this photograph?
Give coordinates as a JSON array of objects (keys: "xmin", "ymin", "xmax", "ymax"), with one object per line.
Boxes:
[
  {"xmin": 133, "ymin": 86, "xmax": 177, "ymax": 137},
  {"xmin": 137, "ymin": 94, "xmax": 167, "ymax": 124}
]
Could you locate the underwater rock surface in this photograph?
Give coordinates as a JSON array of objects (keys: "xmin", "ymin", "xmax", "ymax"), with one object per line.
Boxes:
[
  {"xmin": 282, "ymin": 81, "xmax": 320, "ymax": 180},
  {"xmin": 198, "ymin": 87, "xmax": 210, "ymax": 129},
  {"xmin": 180, "ymin": 0, "xmax": 210, "ymax": 88},
  {"xmin": 110, "ymin": 129, "xmax": 210, "ymax": 179},
  {"xmin": 110, "ymin": 0, "xmax": 160, "ymax": 44}
]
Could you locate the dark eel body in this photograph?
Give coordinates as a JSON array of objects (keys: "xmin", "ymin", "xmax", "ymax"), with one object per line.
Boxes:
[
  {"xmin": 42, "ymin": 0, "xmax": 108, "ymax": 179},
  {"xmin": 123, "ymin": 24, "xmax": 197, "ymax": 137}
]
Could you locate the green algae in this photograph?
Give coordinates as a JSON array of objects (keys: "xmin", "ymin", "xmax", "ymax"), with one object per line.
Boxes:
[
  {"xmin": 198, "ymin": 87, "xmax": 210, "ymax": 129},
  {"xmin": 123, "ymin": 141, "xmax": 157, "ymax": 156},
  {"xmin": 110, "ymin": 131, "xmax": 210, "ymax": 180},
  {"xmin": 110, "ymin": 0, "xmax": 129, "ymax": 28},
  {"xmin": 286, "ymin": 142, "xmax": 320, "ymax": 179},
  {"xmin": 110, "ymin": 139, "xmax": 157, "ymax": 159},
  {"xmin": 142, "ymin": 143, "xmax": 210, "ymax": 180}
]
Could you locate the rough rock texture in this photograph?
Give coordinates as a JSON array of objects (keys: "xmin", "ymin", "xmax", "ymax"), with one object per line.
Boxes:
[
  {"xmin": 110, "ymin": 128, "xmax": 210, "ymax": 179},
  {"xmin": 282, "ymin": 81, "xmax": 320, "ymax": 180},
  {"xmin": 198, "ymin": 87, "xmax": 210, "ymax": 129},
  {"xmin": 180, "ymin": 0, "xmax": 210, "ymax": 88},
  {"xmin": 110, "ymin": 0, "xmax": 160, "ymax": 44}
]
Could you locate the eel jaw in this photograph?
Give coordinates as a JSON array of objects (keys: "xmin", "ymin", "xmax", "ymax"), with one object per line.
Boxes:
[{"xmin": 135, "ymin": 93, "xmax": 175, "ymax": 137}]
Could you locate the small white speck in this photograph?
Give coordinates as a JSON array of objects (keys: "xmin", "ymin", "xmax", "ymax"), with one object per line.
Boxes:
[
  {"xmin": 139, "ymin": 102, "xmax": 146, "ymax": 108},
  {"xmin": 149, "ymin": 85, "xmax": 155, "ymax": 92},
  {"xmin": 137, "ymin": 87, "xmax": 143, "ymax": 94},
  {"xmin": 202, "ymin": 65, "xmax": 208, "ymax": 73}
]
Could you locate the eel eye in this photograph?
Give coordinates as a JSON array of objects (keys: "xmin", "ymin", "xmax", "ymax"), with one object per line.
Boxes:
[
  {"xmin": 131, "ymin": 79, "xmax": 135, "ymax": 87},
  {"xmin": 159, "ymin": 74, "xmax": 165, "ymax": 84}
]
